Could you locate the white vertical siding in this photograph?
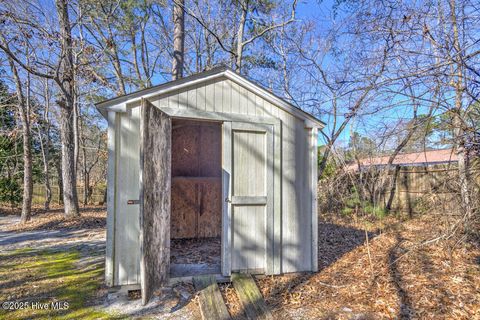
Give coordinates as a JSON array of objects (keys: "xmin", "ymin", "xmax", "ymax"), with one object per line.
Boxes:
[
  {"xmin": 121, "ymin": 77, "xmax": 317, "ymax": 276},
  {"xmin": 205, "ymin": 81, "xmax": 215, "ymax": 112},
  {"xmin": 238, "ymin": 85, "xmax": 248, "ymax": 115},
  {"xmin": 178, "ymin": 89, "xmax": 188, "ymax": 109},
  {"xmin": 276, "ymin": 109, "xmax": 313, "ymax": 273},
  {"xmin": 187, "ymin": 85, "xmax": 196, "ymax": 109},
  {"xmin": 231, "ymin": 81, "xmax": 241, "ymax": 114},
  {"xmin": 115, "ymin": 105, "xmax": 141, "ymax": 285},
  {"xmin": 310, "ymin": 127, "xmax": 319, "ymax": 272},
  {"xmin": 196, "ymin": 83, "xmax": 206, "ymax": 111},
  {"xmin": 254, "ymin": 93, "xmax": 264, "ymax": 116},
  {"xmin": 222, "ymin": 80, "xmax": 232, "ymax": 113},
  {"xmin": 167, "ymin": 90, "xmax": 179, "ymax": 109},
  {"xmin": 151, "ymin": 79, "xmax": 287, "ymax": 119},
  {"xmin": 214, "ymin": 81, "xmax": 223, "ymax": 113},
  {"xmin": 105, "ymin": 111, "xmax": 116, "ymax": 286}
]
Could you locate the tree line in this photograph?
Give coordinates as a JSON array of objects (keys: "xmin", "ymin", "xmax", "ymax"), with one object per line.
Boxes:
[{"xmin": 0, "ymin": 0, "xmax": 478, "ymax": 224}]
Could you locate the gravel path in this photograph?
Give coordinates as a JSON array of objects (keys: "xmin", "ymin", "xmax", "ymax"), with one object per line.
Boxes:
[{"xmin": 0, "ymin": 215, "xmax": 106, "ymax": 253}]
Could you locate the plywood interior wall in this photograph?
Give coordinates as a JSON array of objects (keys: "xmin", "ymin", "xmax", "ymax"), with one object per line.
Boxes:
[{"xmin": 171, "ymin": 119, "xmax": 222, "ymax": 239}]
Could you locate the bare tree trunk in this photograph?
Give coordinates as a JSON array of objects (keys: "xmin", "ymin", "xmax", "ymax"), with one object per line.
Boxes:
[
  {"xmin": 172, "ymin": 0, "xmax": 185, "ymax": 80},
  {"xmin": 41, "ymin": 80, "xmax": 52, "ymax": 210},
  {"xmin": 140, "ymin": 23, "xmax": 153, "ymax": 87},
  {"xmin": 386, "ymin": 165, "xmax": 401, "ymax": 212},
  {"xmin": 450, "ymin": 0, "xmax": 472, "ymax": 219},
  {"xmin": 58, "ymin": 101, "xmax": 79, "ymax": 216},
  {"xmin": 318, "ymin": 142, "xmax": 332, "ymax": 178},
  {"xmin": 35, "ymin": 79, "xmax": 53, "ymax": 210},
  {"xmin": 454, "ymin": 126, "xmax": 472, "ymax": 214},
  {"xmin": 204, "ymin": 23, "xmax": 213, "ymax": 70},
  {"xmin": 235, "ymin": 2, "xmax": 248, "ymax": 73},
  {"xmin": 23, "ymin": 70, "xmax": 33, "ymax": 222},
  {"xmin": 37, "ymin": 121, "xmax": 52, "ymax": 211},
  {"xmin": 82, "ymin": 137, "xmax": 89, "ymax": 206},
  {"xmin": 8, "ymin": 58, "xmax": 32, "ymax": 223},
  {"xmin": 73, "ymin": 87, "xmax": 79, "ymax": 174},
  {"xmin": 56, "ymin": 0, "xmax": 79, "ymax": 217},
  {"xmin": 131, "ymin": 32, "xmax": 143, "ymax": 86},
  {"xmin": 56, "ymin": 159, "xmax": 64, "ymax": 204},
  {"xmin": 380, "ymin": 107, "xmax": 421, "ymax": 212},
  {"xmin": 43, "ymin": 154, "xmax": 52, "ymax": 210}
]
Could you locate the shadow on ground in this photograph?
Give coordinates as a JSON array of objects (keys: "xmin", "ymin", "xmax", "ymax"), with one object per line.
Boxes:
[
  {"xmin": 0, "ymin": 228, "xmax": 105, "ymax": 251},
  {"xmin": 317, "ymin": 222, "xmax": 377, "ymax": 271},
  {"xmin": 229, "ymin": 221, "xmax": 380, "ymax": 320}
]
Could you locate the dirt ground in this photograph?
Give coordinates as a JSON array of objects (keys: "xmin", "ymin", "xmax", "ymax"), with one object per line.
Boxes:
[
  {"xmin": 1, "ymin": 206, "xmax": 479, "ymax": 319},
  {"xmin": 1, "ymin": 205, "xmax": 106, "ymax": 232},
  {"xmin": 0, "ymin": 206, "xmax": 200, "ymax": 320},
  {"xmin": 253, "ymin": 214, "xmax": 480, "ymax": 320}
]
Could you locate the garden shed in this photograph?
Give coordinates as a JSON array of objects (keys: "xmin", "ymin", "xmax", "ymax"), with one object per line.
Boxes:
[{"xmin": 96, "ymin": 66, "xmax": 324, "ymax": 303}]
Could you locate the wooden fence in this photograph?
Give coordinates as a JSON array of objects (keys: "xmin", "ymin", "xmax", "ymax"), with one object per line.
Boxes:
[
  {"xmin": 376, "ymin": 165, "xmax": 470, "ymax": 214},
  {"xmin": 32, "ymin": 184, "xmax": 106, "ymax": 206},
  {"xmin": 319, "ymin": 162, "xmax": 480, "ymax": 216}
]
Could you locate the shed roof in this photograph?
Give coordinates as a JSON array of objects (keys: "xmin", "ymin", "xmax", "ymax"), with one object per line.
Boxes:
[{"xmin": 95, "ymin": 66, "xmax": 325, "ymax": 128}]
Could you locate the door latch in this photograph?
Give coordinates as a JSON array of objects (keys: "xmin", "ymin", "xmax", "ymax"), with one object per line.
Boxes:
[{"xmin": 127, "ymin": 199, "xmax": 140, "ymax": 205}]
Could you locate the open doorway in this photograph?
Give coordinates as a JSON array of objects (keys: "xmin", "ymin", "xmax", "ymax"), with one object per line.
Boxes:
[{"xmin": 170, "ymin": 119, "xmax": 222, "ymax": 278}]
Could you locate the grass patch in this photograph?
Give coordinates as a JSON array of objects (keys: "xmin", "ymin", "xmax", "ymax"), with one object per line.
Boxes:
[{"xmin": 0, "ymin": 248, "xmax": 125, "ymax": 320}]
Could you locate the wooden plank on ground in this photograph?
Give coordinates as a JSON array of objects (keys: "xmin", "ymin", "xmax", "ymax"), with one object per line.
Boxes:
[
  {"xmin": 193, "ymin": 275, "xmax": 231, "ymax": 320},
  {"xmin": 231, "ymin": 273, "xmax": 272, "ymax": 320}
]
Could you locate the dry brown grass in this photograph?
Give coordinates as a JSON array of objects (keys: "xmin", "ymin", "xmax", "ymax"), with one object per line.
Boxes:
[
  {"xmin": 255, "ymin": 213, "xmax": 480, "ymax": 319},
  {"xmin": 1, "ymin": 205, "xmax": 106, "ymax": 232},
  {"xmin": 171, "ymin": 237, "xmax": 221, "ymax": 265},
  {"xmin": 219, "ymin": 282, "xmax": 247, "ymax": 320},
  {"xmin": 2, "ymin": 205, "xmax": 478, "ymax": 319}
]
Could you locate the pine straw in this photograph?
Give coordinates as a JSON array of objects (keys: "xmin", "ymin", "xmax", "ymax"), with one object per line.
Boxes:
[
  {"xmin": 219, "ymin": 282, "xmax": 247, "ymax": 320},
  {"xmin": 256, "ymin": 214, "xmax": 480, "ymax": 319},
  {"xmin": 171, "ymin": 237, "xmax": 221, "ymax": 265},
  {"xmin": 2, "ymin": 205, "xmax": 106, "ymax": 232}
]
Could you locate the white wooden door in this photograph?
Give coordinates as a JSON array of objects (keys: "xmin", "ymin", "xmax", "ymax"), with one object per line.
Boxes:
[{"xmin": 223, "ymin": 122, "xmax": 273, "ymax": 273}]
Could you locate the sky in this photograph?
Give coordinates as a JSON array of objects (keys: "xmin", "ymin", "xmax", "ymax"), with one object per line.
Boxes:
[{"xmin": 2, "ymin": 0, "xmax": 463, "ymax": 151}]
